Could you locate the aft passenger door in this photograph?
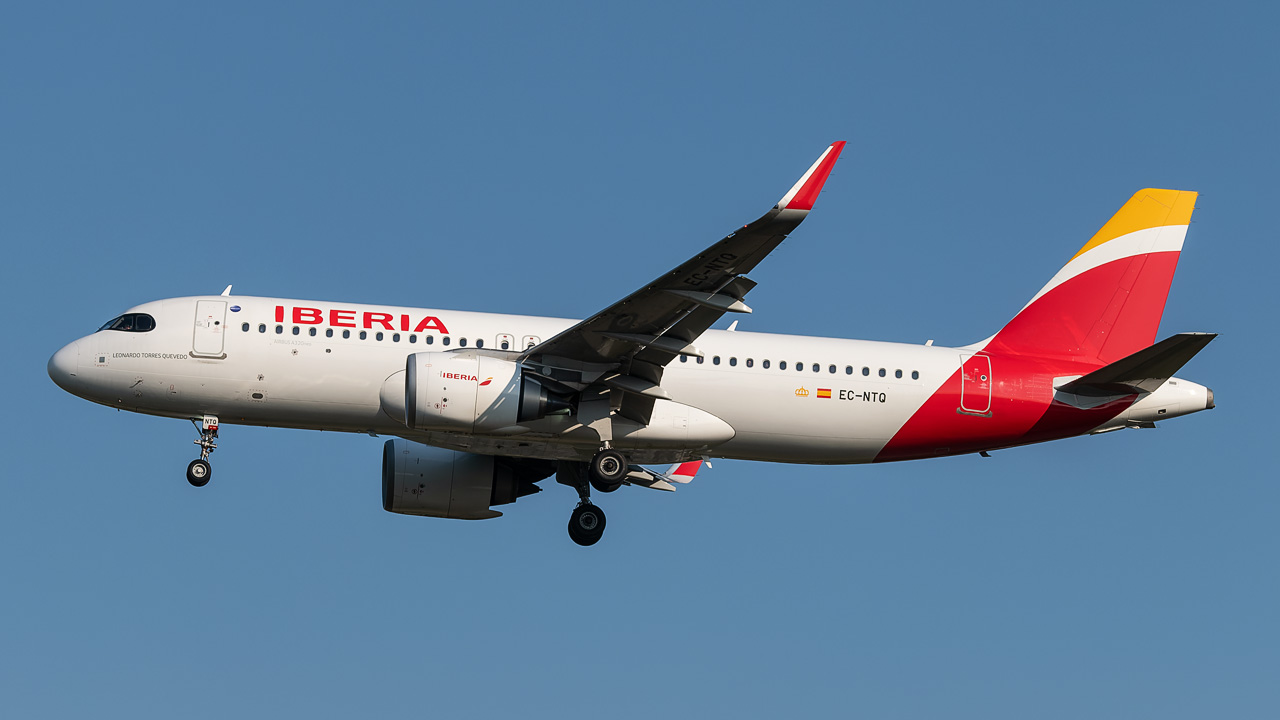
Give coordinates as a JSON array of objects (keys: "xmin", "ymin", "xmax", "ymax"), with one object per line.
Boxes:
[
  {"xmin": 192, "ymin": 300, "xmax": 228, "ymax": 358},
  {"xmin": 959, "ymin": 354, "xmax": 991, "ymax": 415}
]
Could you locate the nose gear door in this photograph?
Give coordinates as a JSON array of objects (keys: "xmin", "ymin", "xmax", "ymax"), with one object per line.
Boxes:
[
  {"xmin": 959, "ymin": 354, "xmax": 992, "ymax": 415},
  {"xmin": 193, "ymin": 300, "xmax": 228, "ymax": 358}
]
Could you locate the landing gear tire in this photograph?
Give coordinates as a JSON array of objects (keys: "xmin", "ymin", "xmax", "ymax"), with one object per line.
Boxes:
[
  {"xmin": 568, "ymin": 503, "xmax": 606, "ymax": 546},
  {"xmin": 186, "ymin": 459, "xmax": 212, "ymax": 487},
  {"xmin": 590, "ymin": 449, "xmax": 627, "ymax": 485},
  {"xmin": 590, "ymin": 478, "xmax": 622, "ymax": 494}
]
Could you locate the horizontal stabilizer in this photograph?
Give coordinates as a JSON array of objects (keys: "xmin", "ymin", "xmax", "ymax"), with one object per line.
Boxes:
[{"xmin": 1057, "ymin": 332, "xmax": 1217, "ymax": 397}]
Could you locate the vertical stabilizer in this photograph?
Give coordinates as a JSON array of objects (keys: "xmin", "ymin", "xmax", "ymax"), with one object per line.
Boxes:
[{"xmin": 984, "ymin": 189, "xmax": 1197, "ymax": 364}]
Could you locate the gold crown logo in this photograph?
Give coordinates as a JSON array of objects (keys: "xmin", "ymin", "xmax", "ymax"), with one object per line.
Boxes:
[{"xmin": 795, "ymin": 386, "xmax": 809, "ymax": 397}]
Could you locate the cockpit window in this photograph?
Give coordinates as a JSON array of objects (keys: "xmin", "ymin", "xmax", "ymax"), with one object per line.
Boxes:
[{"xmin": 97, "ymin": 313, "xmax": 156, "ymax": 333}]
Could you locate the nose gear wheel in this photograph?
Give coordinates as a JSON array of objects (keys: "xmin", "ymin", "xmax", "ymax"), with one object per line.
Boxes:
[{"xmin": 187, "ymin": 416, "xmax": 219, "ymax": 487}]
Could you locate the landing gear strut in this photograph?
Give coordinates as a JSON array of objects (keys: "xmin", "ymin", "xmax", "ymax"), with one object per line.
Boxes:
[{"xmin": 187, "ymin": 415, "xmax": 218, "ymax": 487}]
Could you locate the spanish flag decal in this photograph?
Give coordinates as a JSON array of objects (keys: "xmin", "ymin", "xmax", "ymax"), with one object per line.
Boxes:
[{"xmin": 816, "ymin": 388, "xmax": 832, "ymax": 399}]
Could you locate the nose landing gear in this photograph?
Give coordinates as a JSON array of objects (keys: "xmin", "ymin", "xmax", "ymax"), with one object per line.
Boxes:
[{"xmin": 187, "ymin": 415, "xmax": 219, "ymax": 487}]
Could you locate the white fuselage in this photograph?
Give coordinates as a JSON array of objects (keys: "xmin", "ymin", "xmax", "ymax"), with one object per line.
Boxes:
[{"xmin": 51, "ymin": 294, "xmax": 1212, "ymax": 467}]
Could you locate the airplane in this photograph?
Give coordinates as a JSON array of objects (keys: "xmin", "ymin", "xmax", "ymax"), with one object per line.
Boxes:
[{"xmin": 47, "ymin": 142, "xmax": 1216, "ymax": 546}]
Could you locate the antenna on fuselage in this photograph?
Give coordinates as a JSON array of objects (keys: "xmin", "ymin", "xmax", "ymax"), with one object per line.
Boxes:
[{"xmin": 221, "ymin": 285, "xmax": 232, "ymax": 296}]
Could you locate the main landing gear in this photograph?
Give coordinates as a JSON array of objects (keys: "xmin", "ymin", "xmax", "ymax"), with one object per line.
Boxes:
[
  {"xmin": 560, "ymin": 448, "xmax": 631, "ymax": 546},
  {"xmin": 589, "ymin": 448, "xmax": 627, "ymax": 493},
  {"xmin": 186, "ymin": 415, "xmax": 218, "ymax": 488}
]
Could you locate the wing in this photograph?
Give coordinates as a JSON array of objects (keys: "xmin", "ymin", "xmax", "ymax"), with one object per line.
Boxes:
[{"xmin": 520, "ymin": 142, "xmax": 846, "ymax": 424}]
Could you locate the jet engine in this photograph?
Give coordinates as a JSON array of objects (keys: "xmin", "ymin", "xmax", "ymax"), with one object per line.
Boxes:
[
  {"xmin": 379, "ymin": 352, "xmax": 573, "ymax": 433},
  {"xmin": 381, "ymin": 439, "xmax": 549, "ymax": 519}
]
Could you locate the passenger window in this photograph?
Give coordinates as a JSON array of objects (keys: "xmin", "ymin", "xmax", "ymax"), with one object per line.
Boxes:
[
  {"xmin": 276, "ymin": 325, "xmax": 283, "ymax": 334},
  {"xmin": 476, "ymin": 339, "xmax": 483, "ymax": 348},
  {"xmin": 912, "ymin": 370, "xmax": 919, "ymax": 380},
  {"xmin": 443, "ymin": 336, "xmax": 451, "ymax": 346},
  {"xmin": 241, "ymin": 323, "xmax": 250, "ymax": 332},
  {"xmin": 878, "ymin": 368, "xmax": 886, "ymax": 377},
  {"xmin": 343, "ymin": 329, "xmax": 351, "ymax": 339},
  {"xmin": 393, "ymin": 333, "xmax": 401, "ymax": 342},
  {"xmin": 845, "ymin": 366, "xmax": 853, "ymax": 375},
  {"xmin": 680, "ymin": 355, "xmax": 688, "ymax": 363},
  {"xmin": 258, "ymin": 324, "xmax": 266, "ymax": 333},
  {"xmin": 360, "ymin": 331, "xmax": 367, "ymax": 340},
  {"xmin": 862, "ymin": 367, "xmax": 870, "ymax": 376},
  {"xmin": 376, "ymin": 332, "xmax": 384, "ymax": 341},
  {"xmin": 292, "ymin": 327, "xmax": 300, "ymax": 335},
  {"xmin": 713, "ymin": 356, "xmax": 720, "ymax": 365},
  {"xmin": 426, "ymin": 335, "xmax": 434, "ymax": 345},
  {"xmin": 460, "ymin": 338, "xmax": 468, "ymax": 347},
  {"xmin": 326, "ymin": 328, "xmax": 333, "ymax": 338},
  {"xmin": 746, "ymin": 358, "xmax": 753, "ymax": 368},
  {"xmin": 409, "ymin": 335, "xmax": 417, "ymax": 344},
  {"xmin": 696, "ymin": 356, "xmax": 704, "ymax": 364},
  {"xmin": 895, "ymin": 369, "xmax": 903, "ymax": 379},
  {"xmin": 763, "ymin": 360, "xmax": 771, "ymax": 369},
  {"xmin": 797, "ymin": 363, "xmax": 804, "ymax": 372},
  {"xmin": 828, "ymin": 364, "xmax": 836, "ymax": 374},
  {"xmin": 729, "ymin": 357, "xmax": 737, "ymax": 367},
  {"xmin": 780, "ymin": 361, "xmax": 787, "ymax": 370},
  {"xmin": 309, "ymin": 327, "xmax": 317, "ymax": 336}
]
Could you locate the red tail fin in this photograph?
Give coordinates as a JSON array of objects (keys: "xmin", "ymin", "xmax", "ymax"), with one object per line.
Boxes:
[{"xmin": 984, "ymin": 189, "xmax": 1198, "ymax": 365}]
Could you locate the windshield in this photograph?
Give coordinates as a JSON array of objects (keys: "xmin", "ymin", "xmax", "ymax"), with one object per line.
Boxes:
[{"xmin": 97, "ymin": 313, "xmax": 156, "ymax": 333}]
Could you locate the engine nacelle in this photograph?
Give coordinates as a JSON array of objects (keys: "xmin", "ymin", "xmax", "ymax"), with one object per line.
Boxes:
[
  {"xmin": 381, "ymin": 439, "xmax": 548, "ymax": 519},
  {"xmin": 379, "ymin": 352, "xmax": 572, "ymax": 432}
]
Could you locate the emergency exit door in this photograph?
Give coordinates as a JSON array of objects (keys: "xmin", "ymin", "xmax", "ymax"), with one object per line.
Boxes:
[
  {"xmin": 959, "ymin": 354, "xmax": 992, "ymax": 415},
  {"xmin": 192, "ymin": 300, "xmax": 228, "ymax": 357}
]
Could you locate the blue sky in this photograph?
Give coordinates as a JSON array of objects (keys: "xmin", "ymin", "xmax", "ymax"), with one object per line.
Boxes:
[{"xmin": 2, "ymin": 2, "xmax": 1276, "ymax": 717}]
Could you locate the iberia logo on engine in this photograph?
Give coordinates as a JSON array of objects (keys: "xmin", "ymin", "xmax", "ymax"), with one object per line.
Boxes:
[{"xmin": 441, "ymin": 372, "xmax": 478, "ymax": 381}]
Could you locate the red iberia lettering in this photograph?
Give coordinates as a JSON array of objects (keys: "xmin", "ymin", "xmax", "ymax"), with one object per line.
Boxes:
[
  {"xmin": 293, "ymin": 307, "xmax": 323, "ymax": 324},
  {"xmin": 441, "ymin": 372, "xmax": 478, "ymax": 381},
  {"xmin": 330, "ymin": 309, "xmax": 356, "ymax": 327},
  {"xmin": 414, "ymin": 316, "xmax": 449, "ymax": 333},
  {"xmin": 277, "ymin": 305, "xmax": 448, "ymax": 333},
  {"xmin": 363, "ymin": 312, "xmax": 395, "ymax": 330}
]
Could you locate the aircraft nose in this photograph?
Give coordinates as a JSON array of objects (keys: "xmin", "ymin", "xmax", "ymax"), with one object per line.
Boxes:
[{"xmin": 48, "ymin": 340, "xmax": 80, "ymax": 390}]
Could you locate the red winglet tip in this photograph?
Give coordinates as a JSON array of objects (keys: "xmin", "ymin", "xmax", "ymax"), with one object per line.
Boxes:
[{"xmin": 784, "ymin": 141, "xmax": 846, "ymax": 211}]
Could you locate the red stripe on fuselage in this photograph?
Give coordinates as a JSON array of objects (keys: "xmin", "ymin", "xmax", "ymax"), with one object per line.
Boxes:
[{"xmin": 875, "ymin": 352, "xmax": 1136, "ymax": 462}]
